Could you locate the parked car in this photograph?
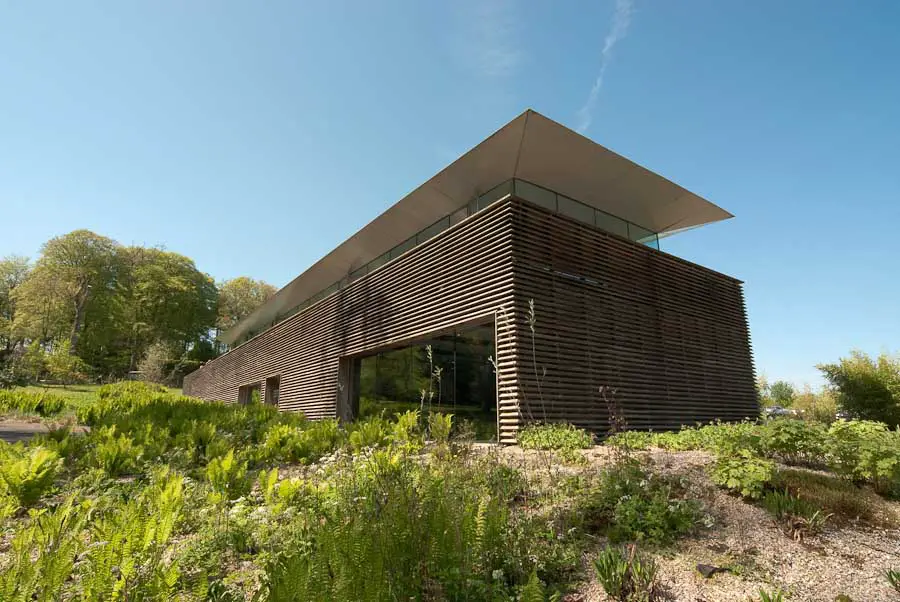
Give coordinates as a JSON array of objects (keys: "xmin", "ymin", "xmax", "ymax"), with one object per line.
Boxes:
[{"xmin": 764, "ymin": 405, "xmax": 798, "ymax": 418}]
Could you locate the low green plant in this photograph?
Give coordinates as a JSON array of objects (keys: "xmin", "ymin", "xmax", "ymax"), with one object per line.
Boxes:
[
  {"xmin": 518, "ymin": 422, "xmax": 593, "ymax": 451},
  {"xmin": 206, "ymin": 449, "xmax": 250, "ymax": 502},
  {"xmin": 593, "ymin": 545, "xmax": 663, "ymax": 602},
  {"xmin": 258, "ymin": 448, "xmax": 558, "ymax": 601},
  {"xmin": 0, "ymin": 445, "xmax": 62, "ymax": 507},
  {"xmin": 753, "ymin": 589, "xmax": 786, "ymax": 602},
  {"xmin": 348, "ymin": 417, "xmax": 390, "ymax": 451},
  {"xmin": 0, "ymin": 389, "xmax": 69, "ymax": 416},
  {"xmin": 0, "ymin": 496, "xmax": 88, "ymax": 601},
  {"xmin": 427, "ymin": 411, "xmax": 453, "ymax": 444},
  {"xmin": 89, "ymin": 425, "xmax": 143, "ymax": 476},
  {"xmin": 581, "ymin": 459, "xmax": 702, "ymax": 545},
  {"xmin": 887, "ymin": 568, "xmax": 900, "ymax": 594},
  {"xmin": 826, "ymin": 420, "xmax": 900, "ymax": 495},
  {"xmin": 772, "ymin": 468, "xmax": 888, "ymax": 526},
  {"xmin": 762, "ymin": 489, "xmax": 830, "ymax": 541},
  {"xmin": 518, "ymin": 571, "xmax": 561, "ymax": 602},
  {"xmin": 710, "ymin": 450, "xmax": 775, "ymax": 499},
  {"xmin": 78, "ymin": 468, "xmax": 184, "ymax": 600},
  {"xmin": 758, "ymin": 419, "xmax": 827, "ymax": 466}
]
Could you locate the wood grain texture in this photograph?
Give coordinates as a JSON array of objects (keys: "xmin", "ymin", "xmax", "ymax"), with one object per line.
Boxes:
[
  {"xmin": 184, "ymin": 197, "xmax": 757, "ymax": 442},
  {"xmin": 184, "ymin": 200, "xmax": 517, "ymax": 427},
  {"xmin": 505, "ymin": 200, "xmax": 757, "ymax": 439}
]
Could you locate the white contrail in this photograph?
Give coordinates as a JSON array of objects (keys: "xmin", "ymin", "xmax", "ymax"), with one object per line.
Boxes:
[{"xmin": 576, "ymin": 0, "xmax": 634, "ymax": 134}]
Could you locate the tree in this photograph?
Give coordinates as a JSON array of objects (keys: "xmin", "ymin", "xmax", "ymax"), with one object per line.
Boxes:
[
  {"xmin": 45, "ymin": 341, "xmax": 90, "ymax": 384},
  {"xmin": 12, "ymin": 230, "xmax": 120, "ymax": 354},
  {"xmin": 216, "ymin": 277, "xmax": 277, "ymax": 332},
  {"xmin": 0, "ymin": 255, "xmax": 30, "ymax": 352},
  {"xmin": 818, "ymin": 351, "xmax": 900, "ymax": 427},
  {"xmin": 119, "ymin": 247, "xmax": 218, "ymax": 370},
  {"xmin": 137, "ymin": 341, "xmax": 173, "ymax": 384},
  {"xmin": 769, "ymin": 380, "xmax": 796, "ymax": 407}
]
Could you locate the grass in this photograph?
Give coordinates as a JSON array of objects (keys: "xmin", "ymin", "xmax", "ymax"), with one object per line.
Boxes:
[{"xmin": 16, "ymin": 384, "xmax": 181, "ymax": 409}]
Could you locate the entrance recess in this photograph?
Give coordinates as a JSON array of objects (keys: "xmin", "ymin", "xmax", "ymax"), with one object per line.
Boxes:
[{"xmin": 339, "ymin": 320, "xmax": 498, "ymax": 441}]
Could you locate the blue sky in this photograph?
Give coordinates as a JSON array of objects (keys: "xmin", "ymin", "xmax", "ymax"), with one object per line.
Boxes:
[{"xmin": 2, "ymin": 1, "xmax": 898, "ymax": 387}]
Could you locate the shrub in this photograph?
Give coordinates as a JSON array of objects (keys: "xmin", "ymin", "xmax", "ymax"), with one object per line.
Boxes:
[
  {"xmin": 0, "ymin": 445, "xmax": 62, "ymax": 507},
  {"xmin": 593, "ymin": 545, "xmax": 664, "ymax": 602},
  {"xmin": 206, "ymin": 449, "xmax": 250, "ymax": 502},
  {"xmin": 819, "ymin": 351, "xmax": 900, "ymax": 427},
  {"xmin": 581, "ymin": 459, "xmax": 702, "ymax": 545},
  {"xmin": 518, "ymin": 422, "xmax": 593, "ymax": 451},
  {"xmin": 826, "ymin": 420, "xmax": 900, "ymax": 495},
  {"xmin": 45, "ymin": 341, "xmax": 90, "ymax": 385},
  {"xmin": 758, "ymin": 419, "xmax": 827, "ymax": 466},
  {"xmin": 710, "ymin": 450, "xmax": 775, "ymax": 499},
  {"xmin": 606, "ymin": 431, "xmax": 655, "ymax": 451}
]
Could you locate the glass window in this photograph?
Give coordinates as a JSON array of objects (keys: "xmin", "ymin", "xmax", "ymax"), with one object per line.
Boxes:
[
  {"xmin": 641, "ymin": 235, "xmax": 660, "ymax": 250},
  {"xmin": 349, "ymin": 264, "xmax": 368, "ymax": 281},
  {"xmin": 595, "ymin": 210, "xmax": 629, "ymax": 238},
  {"xmin": 557, "ymin": 195, "xmax": 594, "ymax": 225},
  {"xmin": 368, "ymin": 252, "xmax": 389, "ymax": 272},
  {"xmin": 514, "ymin": 179, "xmax": 556, "ymax": 211},
  {"xmin": 628, "ymin": 223, "xmax": 657, "ymax": 245},
  {"xmin": 449, "ymin": 205, "xmax": 468, "ymax": 226},
  {"xmin": 389, "ymin": 236, "xmax": 415, "ymax": 259},
  {"xmin": 417, "ymin": 216, "xmax": 449, "ymax": 244},
  {"xmin": 476, "ymin": 179, "xmax": 513, "ymax": 210}
]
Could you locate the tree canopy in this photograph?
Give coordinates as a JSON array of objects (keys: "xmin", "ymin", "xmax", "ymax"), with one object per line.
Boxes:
[
  {"xmin": 216, "ymin": 276, "xmax": 277, "ymax": 332},
  {"xmin": 1, "ymin": 230, "xmax": 275, "ymax": 382}
]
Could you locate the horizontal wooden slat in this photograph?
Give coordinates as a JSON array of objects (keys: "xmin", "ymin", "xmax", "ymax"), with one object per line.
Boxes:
[{"xmin": 185, "ymin": 197, "xmax": 757, "ymax": 443}]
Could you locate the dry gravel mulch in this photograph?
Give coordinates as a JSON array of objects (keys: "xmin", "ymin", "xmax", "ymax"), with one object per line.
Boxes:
[{"xmin": 494, "ymin": 445, "xmax": 900, "ymax": 602}]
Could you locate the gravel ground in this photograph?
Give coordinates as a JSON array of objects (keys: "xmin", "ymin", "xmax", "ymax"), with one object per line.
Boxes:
[{"xmin": 492, "ymin": 445, "xmax": 900, "ymax": 602}]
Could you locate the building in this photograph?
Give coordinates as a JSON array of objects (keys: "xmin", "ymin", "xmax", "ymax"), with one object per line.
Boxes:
[{"xmin": 184, "ymin": 110, "xmax": 757, "ymax": 442}]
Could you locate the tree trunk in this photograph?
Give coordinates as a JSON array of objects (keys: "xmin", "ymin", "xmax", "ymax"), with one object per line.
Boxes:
[{"xmin": 69, "ymin": 286, "xmax": 91, "ymax": 354}]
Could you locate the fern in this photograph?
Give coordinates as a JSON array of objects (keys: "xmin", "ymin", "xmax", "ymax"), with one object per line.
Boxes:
[
  {"xmin": 0, "ymin": 496, "xmax": 87, "ymax": 602},
  {"xmin": 0, "ymin": 445, "xmax": 62, "ymax": 507},
  {"xmin": 206, "ymin": 449, "xmax": 250, "ymax": 502}
]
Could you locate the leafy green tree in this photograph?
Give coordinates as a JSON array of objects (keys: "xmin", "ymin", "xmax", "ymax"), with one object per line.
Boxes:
[
  {"xmin": 769, "ymin": 380, "xmax": 796, "ymax": 407},
  {"xmin": 216, "ymin": 277, "xmax": 277, "ymax": 333},
  {"xmin": 12, "ymin": 230, "xmax": 120, "ymax": 354},
  {"xmin": 10, "ymin": 341, "xmax": 47, "ymax": 384},
  {"xmin": 0, "ymin": 255, "xmax": 30, "ymax": 353},
  {"xmin": 46, "ymin": 340, "xmax": 90, "ymax": 384},
  {"xmin": 119, "ymin": 247, "xmax": 218, "ymax": 370},
  {"xmin": 819, "ymin": 351, "xmax": 900, "ymax": 427}
]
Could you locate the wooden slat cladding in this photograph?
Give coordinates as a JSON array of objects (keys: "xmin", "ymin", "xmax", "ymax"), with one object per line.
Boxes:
[
  {"xmin": 184, "ymin": 201, "xmax": 519, "ymax": 429},
  {"xmin": 507, "ymin": 199, "xmax": 757, "ymax": 437},
  {"xmin": 185, "ymin": 195, "xmax": 757, "ymax": 443}
]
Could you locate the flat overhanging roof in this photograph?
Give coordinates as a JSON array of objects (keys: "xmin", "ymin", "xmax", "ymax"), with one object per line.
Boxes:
[{"xmin": 222, "ymin": 109, "xmax": 732, "ymax": 345}]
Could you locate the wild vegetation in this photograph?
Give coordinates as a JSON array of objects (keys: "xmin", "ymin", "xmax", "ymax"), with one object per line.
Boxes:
[
  {"xmin": 0, "ymin": 236, "xmax": 275, "ymax": 387},
  {"xmin": 2, "ymin": 343, "xmax": 900, "ymax": 600}
]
